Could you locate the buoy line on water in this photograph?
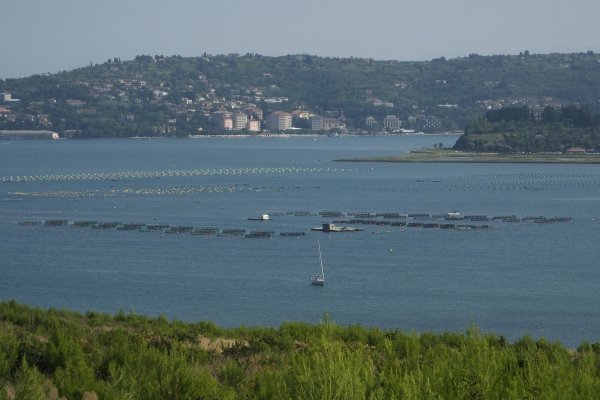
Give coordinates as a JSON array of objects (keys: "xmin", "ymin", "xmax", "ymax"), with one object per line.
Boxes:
[
  {"xmin": 8, "ymin": 184, "xmax": 290, "ymax": 198},
  {"xmin": 0, "ymin": 166, "xmax": 357, "ymax": 183}
]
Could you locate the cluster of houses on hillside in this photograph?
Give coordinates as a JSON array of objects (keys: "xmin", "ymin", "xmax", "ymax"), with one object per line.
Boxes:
[
  {"xmin": 364, "ymin": 114, "xmax": 442, "ymax": 132},
  {"xmin": 0, "ymin": 54, "xmax": 451, "ymax": 137},
  {"xmin": 0, "ymin": 53, "xmax": 454, "ymax": 136},
  {"xmin": 210, "ymin": 108, "xmax": 348, "ymax": 133},
  {"xmin": 2, "ymin": 54, "xmax": 570, "ymax": 138},
  {"xmin": 477, "ymin": 95, "xmax": 565, "ymax": 116}
]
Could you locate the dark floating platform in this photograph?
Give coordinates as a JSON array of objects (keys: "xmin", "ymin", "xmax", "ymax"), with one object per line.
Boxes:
[
  {"xmin": 70, "ymin": 221, "xmax": 98, "ymax": 227},
  {"xmin": 165, "ymin": 226, "xmax": 194, "ymax": 234},
  {"xmin": 191, "ymin": 227, "xmax": 219, "ymax": 236},
  {"xmin": 18, "ymin": 220, "xmax": 43, "ymax": 226},
  {"xmin": 352, "ymin": 212, "xmax": 375, "ymax": 218},
  {"xmin": 117, "ymin": 223, "xmax": 145, "ymax": 231},
  {"xmin": 377, "ymin": 213, "xmax": 405, "ymax": 219},
  {"xmin": 19, "ymin": 210, "xmax": 575, "ymax": 240},
  {"xmin": 491, "ymin": 215, "xmax": 520, "ymax": 222},
  {"xmin": 464, "ymin": 215, "xmax": 489, "ymax": 221},
  {"xmin": 44, "ymin": 219, "xmax": 68, "ymax": 227},
  {"xmin": 220, "ymin": 229, "xmax": 246, "ymax": 237},
  {"xmin": 319, "ymin": 211, "xmax": 344, "ymax": 218},
  {"xmin": 141, "ymin": 224, "xmax": 170, "ymax": 232},
  {"xmin": 409, "ymin": 213, "xmax": 430, "ymax": 219},
  {"xmin": 92, "ymin": 222, "xmax": 121, "ymax": 229},
  {"xmin": 245, "ymin": 231, "xmax": 274, "ymax": 238},
  {"xmin": 280, "ymin": 232, "xmax": 305, "ymax": 237}
]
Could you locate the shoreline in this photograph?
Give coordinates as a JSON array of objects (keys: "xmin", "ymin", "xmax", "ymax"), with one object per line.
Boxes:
[
  {"xmin": 187, "ymin": 132, "xmax": 461, "ymax": 139},
  {"xmin": 0, "ymin": 132, "xmax": 462, "ymax": 140}
]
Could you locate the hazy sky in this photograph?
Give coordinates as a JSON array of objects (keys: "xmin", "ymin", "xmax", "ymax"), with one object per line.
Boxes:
[{"xmin": 2, "ymin": 0, "xmax": 599, "ymax": 79}]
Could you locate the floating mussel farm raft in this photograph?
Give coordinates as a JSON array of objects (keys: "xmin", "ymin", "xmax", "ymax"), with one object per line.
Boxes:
[
  {"xmin": 18, "ymin": 220, "xmax": 42, "ymax": 226},
  {"xmin": 140, "ymin": 224, "xmax": 170, "ymax": 232},
  {"xmin": 245, "ymin": 231, "xmax": 275, "ymax": 239},
  {"xmin": 164, "ymin": 226, "xmax": 194, "ymax": 234},
  {"xmin": 220, "ymin": 229, "xmax": 246, "ymax": 237},
  {"xmin": 116, "ymin": 223, "xmax": 145, "ymax": 231},
  {"xmin": 70, "ymin": 220, "xmax": 98, "ymax": 228},
  {"xmin": 191, "ymin": 227, "xmax": 219, "ymax": 236},
  {"xmin": 92, "ymin": 222, "xmax": 121, "ymax": 229},
  {"xmin": 17, "ymin": 210, "xmax": 576, "ymax": 241},
  {"xmin": 43, "ymin": 219, "xmax": 68, "ymax": 227}
]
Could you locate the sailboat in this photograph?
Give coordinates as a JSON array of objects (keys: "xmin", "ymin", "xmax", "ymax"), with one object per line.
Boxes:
[{"xmin": 310, "ymin": 238, "xmax": 325, "ymax": 286}]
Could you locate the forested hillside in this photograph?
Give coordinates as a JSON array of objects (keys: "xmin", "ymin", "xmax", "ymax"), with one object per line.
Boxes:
[{"xmin": 1, "ymin": 52, "xmax": 600, "ymax": 137}]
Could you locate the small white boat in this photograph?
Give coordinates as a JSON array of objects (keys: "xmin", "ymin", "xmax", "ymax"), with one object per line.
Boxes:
[
  {"xmin": 248, "ymin": 214, "xmax": 270, "ymax": 221},
  {"xmin": 310, "ymin": 238, "xmax": 325, "ymax": 286}
]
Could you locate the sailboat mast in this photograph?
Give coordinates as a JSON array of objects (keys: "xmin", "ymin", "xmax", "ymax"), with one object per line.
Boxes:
[{"xmin": 318, "ymin": 238, "xmax": 324, "ymax": 278}]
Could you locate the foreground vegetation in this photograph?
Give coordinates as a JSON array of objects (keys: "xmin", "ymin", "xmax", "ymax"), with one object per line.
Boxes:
[{"xmin": 1, "ymin": 302, "xmax": 599, "ymax": 399}]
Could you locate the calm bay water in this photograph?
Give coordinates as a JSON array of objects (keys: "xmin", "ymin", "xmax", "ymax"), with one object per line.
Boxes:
[{"xmin": 1, "ymin": 135, "xmax": 599, "ymax": 346}]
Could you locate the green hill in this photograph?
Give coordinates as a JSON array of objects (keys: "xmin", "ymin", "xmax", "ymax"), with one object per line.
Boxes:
[{"xmin": 2, "ymin": 52, "xmax": 600, "ymax": 137}]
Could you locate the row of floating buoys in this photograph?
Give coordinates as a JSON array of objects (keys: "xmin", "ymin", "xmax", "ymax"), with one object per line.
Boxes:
[
  {"xmin": 3, "ymin": 169, "xmax": 596, "ymax": 185},
  {"xmin": 436, "ymin": 172, "xmax": 600, "ymax": 191},
  {"xmin": 0, "ymin": 166, "xmax": 356, "ymax": 183},
  {"xmin": 8, "ymin": 184, "xmax": 293, "ymax": 198}
]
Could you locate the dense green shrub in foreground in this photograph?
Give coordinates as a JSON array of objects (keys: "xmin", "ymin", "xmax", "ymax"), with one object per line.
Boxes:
[{"xmin": 0, "ymin": 301, "xmax": 598, "ymax": 399}]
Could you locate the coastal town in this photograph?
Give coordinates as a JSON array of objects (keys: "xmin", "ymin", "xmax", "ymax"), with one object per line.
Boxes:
[
  {"xmin": 1, "ymin": 52, "xmax": 589, "ymax": 140},
  {"xmin": 0, "ymin": 72, "xmax": 445, "ymax": 139}
]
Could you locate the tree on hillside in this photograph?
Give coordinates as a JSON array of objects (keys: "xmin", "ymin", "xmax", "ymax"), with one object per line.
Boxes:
[{"xmin": 486, "ymin": 106, "xmax": 531, "ymax": 122}]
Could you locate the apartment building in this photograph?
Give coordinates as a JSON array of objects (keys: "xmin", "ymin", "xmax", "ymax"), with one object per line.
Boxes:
[{"xmin": 265, "ymin": 111, "xmax": 292, "ymax": 131}]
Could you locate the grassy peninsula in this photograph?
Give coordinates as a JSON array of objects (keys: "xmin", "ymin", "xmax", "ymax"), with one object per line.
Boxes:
[
  {"xmin": 337, "ymin": 105, "xmax": 600, "ymax": 163},
  {"xmin": 336, "ymin": 149, "xmax": 600, "ymax": 164},
  {"xmin": 454, "ymin": 105, "xmax": 600, "ymax": 153},
  {"xmin": 1, "ymin": 302, "xmax": 599, "ymax": 399}
]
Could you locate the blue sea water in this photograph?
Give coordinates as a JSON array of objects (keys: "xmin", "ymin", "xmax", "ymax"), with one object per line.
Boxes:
[{"xmin": 1, "ymin": 135, "xmax": 599, "ymax": 346}]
